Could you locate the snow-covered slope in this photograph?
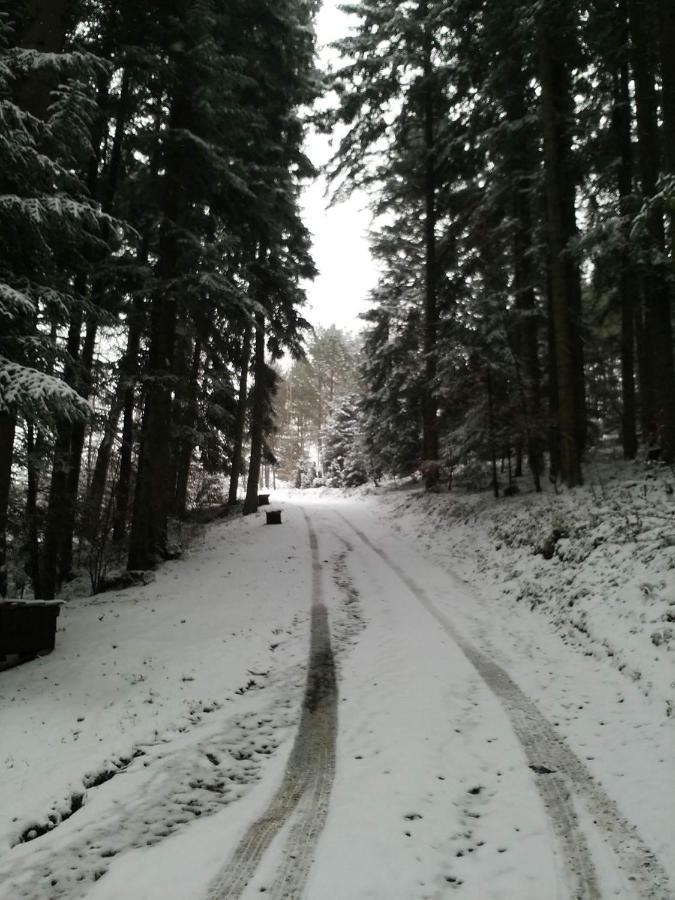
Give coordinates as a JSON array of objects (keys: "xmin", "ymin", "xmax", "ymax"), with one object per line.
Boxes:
[
  {"xmin": 0, "ymin": 511, "xmax": 313, "ymax": 860},
  {"xmin": 373, "ymin": 457, "xmax": 675, "ymax": 721}
]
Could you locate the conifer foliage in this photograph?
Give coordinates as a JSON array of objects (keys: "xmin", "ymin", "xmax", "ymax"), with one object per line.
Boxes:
[
  {"xmin": 330, "ymin": 0, "xmax": 675, "ymax": 490},
  {"xmin": 275, "ymin": 326, "xmax": 360, "ymax": 482},
  {"xmin": 0, "ymin": 0, "xmax": 318, "ymax": 596}
]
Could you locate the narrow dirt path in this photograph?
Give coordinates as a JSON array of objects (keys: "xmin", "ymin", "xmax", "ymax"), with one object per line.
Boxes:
[
  {"xmin": 207, "ymin": 513, "xmax": 337, "ymax": 900},
  {"xmin": 337, "ymin": 511, "xmax": 671, "ymax": 900}
]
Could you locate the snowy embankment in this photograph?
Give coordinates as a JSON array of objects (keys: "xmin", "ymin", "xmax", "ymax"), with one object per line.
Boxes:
[
  {"xmin": 0, "ymin": 511, "xmax": 313, "ymax": 866},
  {"xmin": 373, "ymin": 456, "xmax": 675, "ymax": 720}
]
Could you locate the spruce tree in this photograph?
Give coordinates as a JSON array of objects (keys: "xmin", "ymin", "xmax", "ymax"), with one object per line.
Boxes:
[{"xmin": 0, "ymin": 9, "xmax": 113, "ymax": 595}]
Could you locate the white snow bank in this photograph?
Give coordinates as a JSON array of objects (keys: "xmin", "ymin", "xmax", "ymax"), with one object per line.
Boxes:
[
  {"xmin": 0, "ymin": 507, "xmax": 312, "ymax": 857},
  {"xmin": 365, "ymin": 456, "xmax": 675, "ymax": 720}
]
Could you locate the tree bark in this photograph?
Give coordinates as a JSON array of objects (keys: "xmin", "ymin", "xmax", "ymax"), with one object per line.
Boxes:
[
  {"xmin": 111, "ymin": 100, "xmax": 161, "ymax": 544},
  {"xmin": 657, "ymin": 0, "xmax": 675, "ymax": 457},
  {"xmin": 228, "ymin": 324, "xmax": 252, "ymax": 505},
  {"xmin": 421, "ymin": 2, "xmax": 439, "ymax": 461},
  {"xmin": 25, "ymin": 425, "xmax": 43, "ymax": 599},
  {"xmin": 628, "ymin": 0, "xmax": 675, "ymax": 457},
  {"xmin": 243, "ymin": 313, "xmax": 266, "ymax": 516},
  {"xmin": 486, "ymin": 368, "xmax": 499, "ymax": 499},
  {"xmin": 611, "ymin": 9, "xmax": 638, "ymax": 458},
  {"xmin": 658, "ymin": 0, "xmax": 675, "ymax": 272},
  {"xmin": 172, "ymin": 337, "xmax": 202, "ymax": 518},
  {"xmin": 537, "ymin": 12, "xmax": 584, "ymax": 486},
  {"xmin": 128, "ymin": 72, "xmax": 191, "ymax": 568},
  {"xmin": 546, "ymin": 259, "xmax": 560, "ymax": 482},
  {"xmin": 86, "ymin": 303, "xmax": 142, "ymax": 540},
  {"xmin": 0, "ymin": 413, "xmax": 15, "ymax": 596},
  {"xmin": 634, "ymin": 298, "xmax": 650, "ymax": 438},
  {"xmin": 127, "ymin": 301, "xmax": 177, "ymax": 567},
  {"xmin": 59, "ymin": 318, "xmax": 97, "ymax": 583},
  {"xmin": 40, "ymin": 310, "xmax": 83, "ymax": 598},
  {"xmin": 504, "ymin": 80, "xmax": 543, "ymax": 490},
  {"xmin": 112, "ymin": 385, "xmax": 135, "ymax": 542},
  {"xmin": 86, "ymin": 396, "xmax": 125, "ymax": 542}
]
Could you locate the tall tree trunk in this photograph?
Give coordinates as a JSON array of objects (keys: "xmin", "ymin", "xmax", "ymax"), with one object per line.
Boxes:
[
  {"xmin": 486, "ymin": 368, "xmax": 499, "ymax": 499},
  {"xmin": 59, "ymin": 318, "xmax": 97, "ymax": 583},
  {"xmin": 166, "ymin": 333, "xmax": 191, "ymax": 517},
  {"xmin": 504, "ymin": 79, "xmax": 543, "ymax": 490},
  {"xmin": 25, "ymin": 425, "xmax": 43, "ymax": 599},
  {"xmin": 40, "ymin": 313, "xmax": 97, "ymax": 597},
  {"xmin": 128, "ymin": 75, "xmax": 191, "ymax": 569},
  {"xmin": 40, "ymin": 426, "xmax": 71, "ymax": 598},
  {"xmin": 86, "ymin": 305, "xmax": 142, "ymax": 539},
  {"xmin": 657, "ymin": 0, "xmax": 675, "ymax": 457},
  {"xmin": 40, "ymin": 312, "xmax": 83, "ymax": 598},
  {"xmin": 112, "ymin": 387, "xmax": 135, "ymax": 543},
  {"xmin": 628, "ymin": 0, "xmax": 675, "ymax": 457},
  {"xmin": 537, "ymin": 12, "xmax": 584, "ymax": 486},
  {"xmin": 0, "ymin": 413, "xmax": 15, "ymax": 596},
  {"xmin": 85, "ymin": 395, "xmax": 125, "ymax": 542},
  {"xmin": 421, "ymin": 4, "xmax": 439, "ymax": 462},
  {"xmin": 228, "ymin": 324, "xmax": 252, "ymax": 505},
  {"xmin": 111, "ymin": 99, "xmax": 161, "ymax": 544},
  {"xmin": 110, "ymin": 290, "xmax": 148, "ymax": 548},
  {"xmin": 658, "ymin": 0, "xmax": 675, "ymax": 283},
  {"xmin": 172, "ymin": 337, "xmax": 202, "ymax": 518},
  {"xmin": 546, "ymin": 260, "xmax": 560, "ymax": 481},
  {"xmin": 611, "ymin": 9, "xmax": 638, "ymax": 458},
  {"xmin": 101, "ymin": 67, "xmax": 131, "ymax": 212},
  {"xmin": 634, "ymin": 298, "xmax": 650, "ymax": 438},
  {"xmin": 243, "ymin": 313, "xmax": 266, "ymax": 516},
  {"xmin": 127, "ymin": 303, "xmax": 176, "ymax": 567}
]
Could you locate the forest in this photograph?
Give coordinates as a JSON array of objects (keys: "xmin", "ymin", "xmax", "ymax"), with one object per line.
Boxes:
[
  {"xmin": 0, "ymin": 0, "xmax": 318, "ymax": 599},
  {"xmin": 1, "ymin": 0, "xmax": 674, "ymax": 601}
]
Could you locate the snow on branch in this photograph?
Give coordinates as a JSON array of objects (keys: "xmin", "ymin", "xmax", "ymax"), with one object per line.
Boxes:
[
  {"xmin": 0, "ymin": 283, "xmax": 35, "ymax": 318},
  {"xmin": 0, "ymin": 356, "xmax": 92, "ymax": 422},
  {"xmin": 0, "ymin": 193, "xmax": 116, "ymax": 236},
  {"xmin": 9, "ymin": 48, "xmax": 108, "ymax": 79}
]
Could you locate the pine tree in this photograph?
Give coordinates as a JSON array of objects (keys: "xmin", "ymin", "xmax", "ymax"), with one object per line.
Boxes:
[
  {"xmin": 322, "ymin": 394, "xmax": 369, "ymax": 488},
  {"xmin": 331, "ymin": 0, "xmax": 452, "ymax": 463},
  {"xmin": 0, "ymin": 8, "xmax": 114, "ymax": 595}
]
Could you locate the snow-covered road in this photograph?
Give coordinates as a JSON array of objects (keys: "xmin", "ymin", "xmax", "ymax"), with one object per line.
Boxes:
[{"xmin": 1, "ymin": 493, "xmax": 673, "ymax": 899}]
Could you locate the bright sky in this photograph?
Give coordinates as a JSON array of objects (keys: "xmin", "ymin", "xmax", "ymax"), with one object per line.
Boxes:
[{"xmin": 300, "ymin": 1, "xmax": 378, "ymax": 335}]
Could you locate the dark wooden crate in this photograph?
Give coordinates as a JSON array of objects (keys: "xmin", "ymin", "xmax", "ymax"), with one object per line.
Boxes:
[
  {"xmin": 0, "ymin": 601, "xmax": 62, "ymax": 661},
  {"xmin": 265, "ymin": 510, "xmax": 282, "ymax": 525},
  {"xmin": 258, "ymin": 494, "xmax": 270, "ymax": 506}
]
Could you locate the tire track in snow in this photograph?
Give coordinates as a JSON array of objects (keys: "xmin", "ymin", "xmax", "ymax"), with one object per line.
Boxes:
[
  {"xmin": 337, "ymin": 511, "xmax": 670, "ymax": 900},
  {"xmin": 208, "ymin": 512, "xmax": 337, "ymax": 900}
]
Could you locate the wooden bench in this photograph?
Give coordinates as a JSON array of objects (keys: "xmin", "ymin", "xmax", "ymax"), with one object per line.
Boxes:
[{"xmin": 0, "ymin": 600, "xmax": 63, "ymax": 668}]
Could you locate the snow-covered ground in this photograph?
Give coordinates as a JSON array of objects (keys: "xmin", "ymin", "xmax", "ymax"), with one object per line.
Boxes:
[
  {"xmin": 1, "ymin": 463, "xmax": 673, "ymax": 899},
  {"xmin": 376, "ymin": 456, "xmax": 675, "ymax": 721}
]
